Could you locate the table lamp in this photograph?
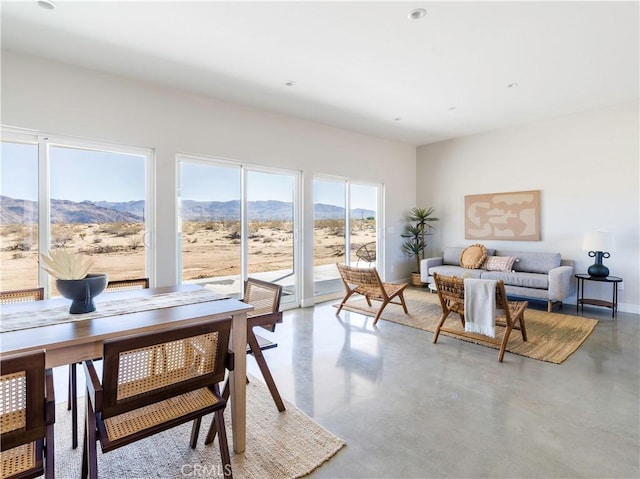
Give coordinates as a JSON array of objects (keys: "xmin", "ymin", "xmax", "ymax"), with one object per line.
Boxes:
[{"xmin": 582, "ymin": 232, "xmax": 614, "ymax": 277}]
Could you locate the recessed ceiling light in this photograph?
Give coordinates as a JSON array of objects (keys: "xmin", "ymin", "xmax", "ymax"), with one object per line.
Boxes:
[
  {"xmin": 394, "ymin": 117, "xmax": 402, "ymax": 121},
  {"xmin": 283, "ymin": 80, "xmax": 296, "ymax": 87},
  {"xmin": 448, "ymin": 106, "xmax": 456, "ymax": 111},
  {"xmin": 36, "ymin": 0, "xmax": 56, "ymax": 10},
  {"xmin": 507, "ymin": 83, "xmax": 519, "ymax": 88},
  {"xmin": 408, "ymin": 8, "xmax": 427, "ymax": 20}
]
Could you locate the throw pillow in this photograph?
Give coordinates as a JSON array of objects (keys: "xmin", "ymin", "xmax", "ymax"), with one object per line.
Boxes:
[
  {"xmin": 460, "ymin": 244, "xmax": 487, "ymax": 269},
  {"xmin": 484, "ymin": 256, "xmax": 518, "ymax": 272}
]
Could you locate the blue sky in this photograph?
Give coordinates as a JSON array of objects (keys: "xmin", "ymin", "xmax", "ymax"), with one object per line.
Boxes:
[{"xmin": 2, "ymin": 142, "xmax": 376, "ymax": 209}]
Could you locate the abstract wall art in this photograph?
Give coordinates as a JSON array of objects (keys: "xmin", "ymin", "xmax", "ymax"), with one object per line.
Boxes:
[{"xmin": 465, "ymin": 190, "xmax": 541, "ymax": 241}]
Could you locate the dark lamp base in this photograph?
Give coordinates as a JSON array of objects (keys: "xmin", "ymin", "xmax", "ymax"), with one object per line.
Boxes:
[{"xmin": 588, "ymin": 263, "xmax": 609, "ymax": 278}]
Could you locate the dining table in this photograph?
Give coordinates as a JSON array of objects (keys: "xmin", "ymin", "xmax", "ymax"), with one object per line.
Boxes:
[{"xmin": 0, "ymin": 284, "xmax": 253, "ymax": 454}]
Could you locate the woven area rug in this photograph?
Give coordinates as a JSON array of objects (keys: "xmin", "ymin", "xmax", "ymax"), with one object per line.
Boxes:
[
  {"xmin": 334, "ymin": 287, "xmax": 598, "ymax": 364},
  {"xmin": 55, "ymin": 377, "xmax": 345, "ymax": 478}
]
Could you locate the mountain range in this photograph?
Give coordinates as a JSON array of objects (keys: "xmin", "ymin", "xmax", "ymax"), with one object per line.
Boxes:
[{"xmin": 0, "ymin": 196, "xmax": 374, "ymax": 223}]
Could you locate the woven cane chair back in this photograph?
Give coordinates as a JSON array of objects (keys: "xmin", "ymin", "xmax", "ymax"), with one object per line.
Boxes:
[
  {"xmin": 243, "ymin": 278, "xmax": 283, "ymax": 333},
  {"xmin": 105, "ymin": 278, "xmax": 149, "ymax": 292},
  {"xmin": 0, "ymin": 288, "xmax": 44, "ymax": 304},
  {"xmin": 100, "ymin": 320, "xmax": 231, "ymax": 420},
  {"xmin": 1, "ymin": 350, "xmax": 54, "ymax": 479},
  {"xmin": 244, "ymin": 278, "xmax": 282, "ymax": 318}
]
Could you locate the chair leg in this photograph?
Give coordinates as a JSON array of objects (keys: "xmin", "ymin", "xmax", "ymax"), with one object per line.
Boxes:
[
  {"xmin": 67, "ymin": 363, "xmax": 73, "ymax": 410},
  {"xmin": 397, "ymin": 291, "xmax": 409, "ymax": 315},
  {"xmin": 372, "ymin": 299, "xmax": 390, "ymax": 325},
  {"xmin": 432, "ymin": 312, "xmax": 450, "ymax": 343},
  {"xmin": 45, "ymin": 422, "xmax": 55, "ymax": 479},
  {"xmin": 336, "ymin": 289, "xmax": 354, "ymax": 315},
  {"xmin": 247, "ymin": 330, "xmax": 285, "ymax": 412},
  {"xmin": 82, "ymin": 394, "xmax": 98, "ymax": 479},
  {"xmin": 71, "ymin": 362, "xmax": 78, "ymax": 449},
  {"xmin": 519, "ymin": 314, "xmax": 528, "ymax": 342},
  {"xmin": 498, "ymin": 326, "xmax": 514, "ymax": 362},
  {"xmin": 190, "ymin": 417, "xmax": 202, "ymax": 449},
  {"xmin": 215, "ymin": 408, "xmax": 233, "ymax": 478},
  {"xmin": 206, "ymin": 383, "xmax": 230, "ymax": 445}
]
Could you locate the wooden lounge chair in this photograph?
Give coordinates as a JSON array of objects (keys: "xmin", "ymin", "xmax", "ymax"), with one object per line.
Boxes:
[
  {"xmin": 0, "ymin": 349, "xmax": 55, "ymax": 479},
  {"xmin": 432, "ymin": 273, "xmax": 528, "ymax": 362},
  {"xmin": 336, "ymin": 263, "xmax": 409, "ymax": 325},
  {"xmin": 355, "ymin": 241, "xmax": 376, "ymax": 267},
  {"xmin": 81, "ymin": 321, "xmax": 234, "ymax": 479}
]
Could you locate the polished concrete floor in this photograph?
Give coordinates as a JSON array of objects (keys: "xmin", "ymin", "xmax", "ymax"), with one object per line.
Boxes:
[
  {"xmin": 249, "ymin": 290, "xmax": 640, "ymax": 479},
  {"xmin": 53, "ymin": 289, "xmax": 639, "ymax": 478}
]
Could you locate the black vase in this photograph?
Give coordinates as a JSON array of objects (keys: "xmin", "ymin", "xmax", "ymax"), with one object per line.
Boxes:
[{"xmin": 56, "ymin": 273, "xmax": 108, "ymax": 314}]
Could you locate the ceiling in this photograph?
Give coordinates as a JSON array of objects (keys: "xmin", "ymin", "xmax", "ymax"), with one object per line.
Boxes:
[{"xmin": 1, "ymin": 1, "xmax": 638, "ymax": 145}]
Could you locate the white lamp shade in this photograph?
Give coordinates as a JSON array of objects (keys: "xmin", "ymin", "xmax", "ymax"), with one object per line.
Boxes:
[{"xmin": 582, "ymin": 232, "xmax": 615, "ymax": 252}]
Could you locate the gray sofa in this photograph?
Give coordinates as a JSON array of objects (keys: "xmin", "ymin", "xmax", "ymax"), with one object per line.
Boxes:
[{"xmin": 420, "ymin": 246, "xmax": 575, "ymax": 311}]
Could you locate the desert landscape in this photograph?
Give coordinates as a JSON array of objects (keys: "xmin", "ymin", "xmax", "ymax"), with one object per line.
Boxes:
[{"xmin": 0, "ymin": 218, "xmax": 377, "ymax": 291}]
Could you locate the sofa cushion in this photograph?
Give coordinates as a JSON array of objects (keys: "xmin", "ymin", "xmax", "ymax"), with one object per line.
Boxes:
[
  {"xmin": 443, "ymin": 246, "xmax": 496, "ymax": 266},
  {"xmin": 484, "ymin": 256, "xmax": 518, "ymax": 272},
  {"xmin": 496, "ymin": 250, "xmax": 561, "ymax": 274},
  {"xmin": 429, "ymin": 265, "xmax": 484, "ymax": 279},
  {"xmin": 443, "ymin": 247, "xmax": 466, "ymax": 265},
  {"xmin": 481, "ymin": 271, "xmax": 549, "ymax": 289},
  {"xmin": 460, "ymin": 244, "xmax": 487, "ymax": 269}
]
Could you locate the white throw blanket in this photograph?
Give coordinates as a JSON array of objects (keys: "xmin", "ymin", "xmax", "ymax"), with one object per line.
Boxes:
[{"xmin": 464, "ymin": 278, "xmax": 497, "ymax": 337}]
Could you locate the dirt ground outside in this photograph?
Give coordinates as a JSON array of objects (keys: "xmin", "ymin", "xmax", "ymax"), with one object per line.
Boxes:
[{"xmin": 0, "ymin": 219, "xmax": 377, "ymax": 291}]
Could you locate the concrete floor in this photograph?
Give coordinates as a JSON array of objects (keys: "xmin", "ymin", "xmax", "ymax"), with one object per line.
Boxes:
[
  {"xmin": 53, "ymin": 289, "xmax": 639, "ymax": 478},
  {"xmin": 249, "ymin": 291, "xmax": 640, "ymax": 479}
]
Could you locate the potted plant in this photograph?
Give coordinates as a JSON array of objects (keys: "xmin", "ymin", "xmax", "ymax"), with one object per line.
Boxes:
[{"xmin": 401, "ymin": 207, "xmax": 439, "ymax": 286}]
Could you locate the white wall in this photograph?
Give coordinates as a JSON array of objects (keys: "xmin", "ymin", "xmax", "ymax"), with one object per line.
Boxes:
[
  {"xmin": 417, "ymin": 102, "xmax": 640, "ymax": 313},
  {"xmin": 1, "ymin": 52, "xmax": 417, "ymax": 305}
]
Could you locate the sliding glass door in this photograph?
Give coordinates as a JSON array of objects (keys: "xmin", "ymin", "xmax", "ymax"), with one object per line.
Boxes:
[
  {"xmin": 0, "ymin": 140, "xmax": 39, "ymax": 290},
  {"xmin": 246, "ymin": 170, "xmax": 296, "ymax": 299},
  {"xmin": 313, "ymin": 176, "xmax": 380, "ymax": 300},
  {"xmin": 178, "ymin": 160, "xmax": 242, "ymax": 294},
  {"xmin": 178, "ymin": 155, "xmax": 299, "ymax": 304},
  {"xmin": 0, "ymin": 130, "xmax": 153, "ymax": 295}
]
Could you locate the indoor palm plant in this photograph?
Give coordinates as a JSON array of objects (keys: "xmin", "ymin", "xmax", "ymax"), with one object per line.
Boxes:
[{"xmin": 401, "ymin": 207, "xmax": 439, "ymax": 286}]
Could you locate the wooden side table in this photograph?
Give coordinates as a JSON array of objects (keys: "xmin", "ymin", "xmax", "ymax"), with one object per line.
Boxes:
[{"xmin": 575, "ymin": 273, "xmax": 622, "ymax": 318}]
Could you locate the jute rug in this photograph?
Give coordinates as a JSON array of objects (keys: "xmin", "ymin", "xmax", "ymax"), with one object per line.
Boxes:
[
  {"xmin": 334, "ymin": 288, "xmax": 598, "ymax": 364},
  {"xmin": 54, "ymin": 377, "xmax": 345, "ymax": 478}
]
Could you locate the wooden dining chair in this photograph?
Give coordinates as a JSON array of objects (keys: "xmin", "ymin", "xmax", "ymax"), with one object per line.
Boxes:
[
  {"xmin": 1, "ymin": 350, "xmax": 55, "ymax": 479},
  {"xmin": 102, "ymin": 277, "xmax": 150, "ymax": 292},
  {"xmin": 0, "ymin": 287, "xmax": 44, "ymax": 304},
  {"xmin": 432, "ymin": 273, "xmax": 529, "ymax": 362},
  {"xmin": 205, "ymin": 277, "xmax": 284, "ymax": 445},
  {"xmin": 68, "ymin": 277, "xmax": 150, "ymax": 449},
  {"xmin": 81, "ymin": 320, "xmax": 234, "ymax": 479},
  {"xmin": 335, "ymin": 263, "xmax": 409, "ymax": 325}
]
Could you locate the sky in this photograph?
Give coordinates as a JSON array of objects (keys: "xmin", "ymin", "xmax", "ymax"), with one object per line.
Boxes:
[{"xmin": 1, "ymin": 142, "xmax": 377, "ymax": 209}]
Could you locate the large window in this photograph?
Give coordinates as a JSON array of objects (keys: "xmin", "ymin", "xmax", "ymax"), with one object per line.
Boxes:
[
  {"xmin": 178, "ymin": 155, "xmax": 299, "ymax": 304},
  {"xmin": 313, "ymin": 176, "xmax": 380, "ymax": 299},
  {"xmin": 0, "ymin": 130, "xmax": 153, "ymax": 295},
  {"xmin": 0, "ymin": 141, "xmax": 39, "ymax": 290}
]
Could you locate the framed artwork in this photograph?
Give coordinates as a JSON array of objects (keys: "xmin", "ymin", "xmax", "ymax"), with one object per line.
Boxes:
[{"xmin": 465, "ymin": 190, "xmax": 541, "ymax": 241}]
